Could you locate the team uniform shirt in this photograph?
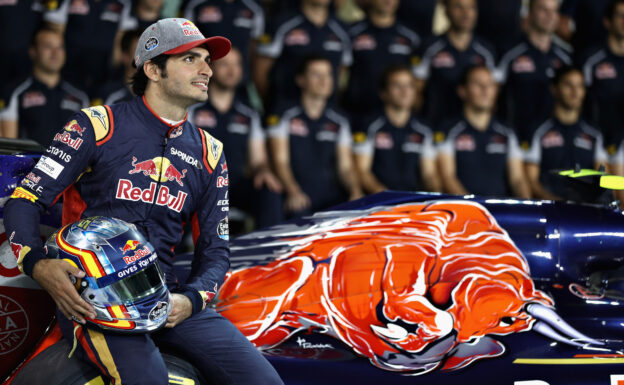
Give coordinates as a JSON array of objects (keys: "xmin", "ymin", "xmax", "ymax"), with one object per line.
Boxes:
[
  {"xmin": 0, "ymin": 76, "xmax": 89, "ymax": 146},
  {"xmin": 183, "ymin": 0, "xmax": 264, "ymax": 83},
  {"xmin": 4, "ymin": 96, "xmax": 230, "ymax": 315},
  {"xmin": 581, "ymin": 44, "xmax": 624, "ymax": 146},
  {"xmin": 267, "ymin": 102, "xmax": 352, "ymax": 212},
  {"xmin": 91, "ymin": 81, "xmax": 134, "ymax": 106},
  {"xmin": 525, "ymin": 118, "xmax": 607, "ymax": 198},
  {"xmin": 353, "ymin": 113, "xmax": 435, "ymax": 191},
  {"xmin": 496, "ymin": 37, "xmax": 572, "ymax": 142},
  {"xmin": 413, "ymin": 35, "xmax": 497, "ymax": 126},
  {"xmin": 345, "ymin": 20, "xmax": 420, "ymax": 115},
  {"xmin": 257, "ymin": 11, "xmax": 352, "ymax": 104},
  {"xmin": 44, "ymin": 0, "xmax": 132, "ymax": 91},
  {"xmin": 189, "ymin": 98, "xmax": 263, "ymax": 199},
  {"xmin": 438, "ymin": 117, "xmax": 523, "ymax": 197},
  {"xmin": 0, "ymin": 0, "xmax": 50, "ymax": 88}
]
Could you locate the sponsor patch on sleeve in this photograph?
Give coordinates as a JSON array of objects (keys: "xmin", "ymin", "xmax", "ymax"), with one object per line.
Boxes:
[
  {"xmin": 266, "ymin": 114, "xmax": 280, "ymax": 126},
  {"xmin": 353, "ymin": 132, "xmax": 367, "ymax": 143},
  {"xmin": 10, "ymin": 187, "xmax": 38, "ymax": 203},
  {"xmin": 81, "ymin": 106, "xmax": 111, "ymax": 141},
  {"xmin": 434, "ymin": 132, "xmax": 445, "ymax": 143},
  {"xmin": 34, "ymin": 156, "xmax": 64, "ymax": 179},
  {"xmin": 217, "ymin": 217, "xmax": 229, "ymax": 241}
]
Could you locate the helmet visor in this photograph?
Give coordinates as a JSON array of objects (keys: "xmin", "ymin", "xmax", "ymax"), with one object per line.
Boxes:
[{"xmin": 108, "ymin": 263, "xmax": 165, "ymax": 302}]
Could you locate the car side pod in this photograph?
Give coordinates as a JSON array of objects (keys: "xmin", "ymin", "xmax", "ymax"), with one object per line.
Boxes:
[{"xmin": 526, "ymin": 303, "xmax": 604, "ymax": 347}]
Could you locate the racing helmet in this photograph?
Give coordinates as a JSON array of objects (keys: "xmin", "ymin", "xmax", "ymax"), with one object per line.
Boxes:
[{"xmin": 46, "ymin": 217, "xmax": 170, "ymax": 333}]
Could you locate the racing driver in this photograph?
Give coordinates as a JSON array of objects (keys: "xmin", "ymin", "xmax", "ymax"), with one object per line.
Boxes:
[{"xmin": 3, "ymin": 18, "xmax": 283, "ymax": 385}]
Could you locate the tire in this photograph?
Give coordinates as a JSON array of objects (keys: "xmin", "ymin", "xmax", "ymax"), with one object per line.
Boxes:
[{"xmin": 11, "ymin": 339, "xmax": 207, "ymax": 385}]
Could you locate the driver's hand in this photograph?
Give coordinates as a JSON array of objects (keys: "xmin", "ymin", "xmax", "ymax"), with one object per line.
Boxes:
[
  {"xmin": 165, "ymin": 293, "xmax": 192, "ymax": 328},
  {"xmin": 32, "ymin": 259, "xmax": 96, "ymax": 323}
]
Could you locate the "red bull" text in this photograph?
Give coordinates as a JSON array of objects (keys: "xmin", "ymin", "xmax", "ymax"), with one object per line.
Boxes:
[{"xmin": 115, "ymin": 179, "xmax": 187, "ymax": 213}]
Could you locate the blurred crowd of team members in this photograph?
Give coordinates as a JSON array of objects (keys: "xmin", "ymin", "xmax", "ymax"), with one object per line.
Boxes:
[{"xmin": 2, "ymin": 0, "xmax": 624, "ymax": 228}]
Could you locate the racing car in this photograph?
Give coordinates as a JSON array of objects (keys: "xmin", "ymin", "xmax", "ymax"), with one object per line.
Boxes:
[{"xmin": 0, "ymin": 139, "xmax": 623, "ymax": 385}]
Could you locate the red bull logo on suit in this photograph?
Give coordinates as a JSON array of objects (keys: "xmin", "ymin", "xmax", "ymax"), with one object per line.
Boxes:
[{"xmin": 217, "ymin": 201, "xmax": 602, "ymax": 374}]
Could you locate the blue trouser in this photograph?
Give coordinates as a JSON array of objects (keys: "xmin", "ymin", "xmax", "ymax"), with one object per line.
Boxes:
[{"xmin": 57, "ymin": 308, "xmax": 284, "ymax": 385}]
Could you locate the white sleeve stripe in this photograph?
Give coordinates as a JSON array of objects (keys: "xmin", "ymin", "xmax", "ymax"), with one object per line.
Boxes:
[
  {"xmin": 472, "ymin": 41, "xmax": 496, "ymax": 69},
  {"xmin": 413, "ymin": 39, "xmax": 446, "ymax": 79},
  {"xmin": 553, "ymin": 46, "xmax": 572, "ymax": 65},
  {"xmin": 241, "ymin": 0, "xmax": 265, "ymax": 38},
  {"xmin": 583, "ymin": 50, "xmax": 607, "ymax": 87},
  {"xmin": 2, "ymin": 78, "xmax": 33, "ymax": 122},
  {"xmin": 257, "ymin": 16, "xmax": 304, "ymax": 57},
  {"xmin": 348, "ymin": 21, "xmax": 368, "ymax": 37},
  {"xmin": 396, "ymin": 24, "xmax": 420, "ymax": 46},
  {"xmin": 496, "ymin": 43, "xmax": 528, "ymax": 83}
]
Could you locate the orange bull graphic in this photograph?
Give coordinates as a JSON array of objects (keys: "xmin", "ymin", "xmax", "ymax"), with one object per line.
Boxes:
[{"xmin": 217, "ymin": 202, "xmax": 601, "ymax": 374}]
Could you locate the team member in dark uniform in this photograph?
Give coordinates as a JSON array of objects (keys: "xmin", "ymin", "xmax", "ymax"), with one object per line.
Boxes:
[
  {"xmin": 184, "ymin": 0, "xmax": 264, "ymax": 84},
  {"xmin": 438, "ymin": 66, "xmax": 529, "ymax": 198},
  {"xmin": 581, "ymin": 0, "xmax": 624, "ymax": 146},
  {"xmin": 496, "ymin": 0, "xmax": 572, "ymax": 143},
  {"xmin": 4, "ymin": 18, "xmax": 283, "ymax": 385},
  {"xmin": 354, "ymin": 65, "xmax": 439, "ymax": 194},
  {"xmin": 525, "ymin": 66, "xmax": 607, "ymax": 199},
  {"xmin": 267, "ymin": 56, "xmax": 361, "ymax": 217},
  {"xmin": 118, "ymin": 0, "xmax": 163, "ymax": 33},
  {"xmin": 91, "ymin": 30, "xmax": 140, "ymax": 106},
  {"xmin": 559, "ymin": 0, "xmax": 609, "ymax": 57},
  {"xmin": 413, "ymin": 0, "xmax": 496, "ymax": 127},
  {"xmin": 0, "ymin": 26, "xmax": 89, "ymax": 145},
  {"xmin": 344, "ymin": 0, "xmax": 420, "ymax": 115},
  {"xmin": 0, "ymin": 0, "xmax": 51, "ymax": 87},
  {"xmin": 254, "ymin": 0, "xmax": 351, "ymax": 106},
  {"xmin": 475, "ymin": 0, "xmax": 523, "ymax": 55},
  {"xmin": 189, "ymin": 48, "xmax": 282, "ymax": 228},
  {"xmin": 43, "ymin": 0, "xmax": 132, "ymax": 91}
]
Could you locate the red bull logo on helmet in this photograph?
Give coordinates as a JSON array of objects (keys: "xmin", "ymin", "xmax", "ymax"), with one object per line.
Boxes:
[
  {"xmin": 217, "ymin": 202, "xmax": 602, "ymax": 375},
  {"xmin": 121, "ymin": 240, "xmax": 140, "ymax": 253}
]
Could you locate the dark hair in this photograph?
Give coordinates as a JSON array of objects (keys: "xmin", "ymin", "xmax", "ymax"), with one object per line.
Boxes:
[
  {"xmin": 552, "ymin": 65, "xmax": 583, "ymax": 86},
  {"xmin": 120, "ymin": 30, "xmax": 141, "ymax": 55},
  {"xmin": 130, "ymin": 55, "xmax": 169, "ymax": 96},
  {"xmin": 295, "ymin": 54, "xmax": 331, "ymax": 77},
  {"xmin": 605, "ymin": 0, "xmax": 624, "ymax": 20},
  {"xmin": 459, "ymin": 64, "xmax": 491, "ymax": 86},
  {"xmin": 379, "ymin": 64, "xmax": 414, "ymax": 91},
  {"xmin": 30, "ymin": 25, "xmax": 62, "ymax": 47}
]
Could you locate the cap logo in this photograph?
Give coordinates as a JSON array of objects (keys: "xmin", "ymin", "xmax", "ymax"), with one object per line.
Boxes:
[
  {"xmin": 145, "ymin": 37, "xmax": 158, "ymax": 51},
  {"xmin": 180, "ymin": 20, "xmax": 201, "ymax": 36}
]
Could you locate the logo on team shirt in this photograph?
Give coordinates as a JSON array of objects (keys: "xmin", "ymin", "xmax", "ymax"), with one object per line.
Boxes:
[
  {"xmin": 353, "ymin": 34, "xmax": 376, "ymax": 51},
  {"xmin": 512, "ymin": 55, "xmax": 536, "ymax": 73},
  {"xmin": 170, "ymin": 147, "xmax": 201, "ymax": 169},
  {"xmin": 432, "ymin": 51, "xmax": 455, "ymax": 68},
  {"xmin": 375, "ymin": 132, "xmax": 394, "ymax": 150},
  {"xmin": 181, "ymin": 20, "xmax": 201, "ymax": 36},
  {"xmin": 573, "ymin": 133, "xmax": 594, "ymax": 151},
  {"xmin": 129, "ymin": 156, "xmax": 187, "ymax": 187},
  {"xmin": 455, "ymin": 134, "xmax": 476, "ymax": 152},
  {"xmin": 285, "ymin": 29, "xmax": 310, "ymax": 46},
  {"xmin": 221, "ymin": 162, "xmax": 228, "ymax": 174},
  {"xmin": 169, "ymin": 125, "xmax": 184, "ymax": 139},
  {"xmin": 22, "ymin": 91, "xmax": 46, "ymax": 109},
  {"xmin": 289, "ymin": 118, "xmax": 309, "ymax": 137},
  {"xmin": 542, "ymin": 131, "xmax": 564, "ymax": 148},
  {"xmin": 198, "ymin": 6, "xmax": 222, "ymax": 23},
  {"xmin": 194, "ymin": 109, "xmax": 217, "ymax": 128},
  {"xmin": 596, "ymin": 62, "xmax": 617, "ymax": 80},
  {"xmin": 115, "ymin": 179, "xmax": 188, "ymax": 213}
]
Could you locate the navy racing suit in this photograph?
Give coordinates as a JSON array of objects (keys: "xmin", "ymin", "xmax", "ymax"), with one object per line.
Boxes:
[{"xmin": 3, "ymin": 96, "xmax": 283, "ymax": 385}]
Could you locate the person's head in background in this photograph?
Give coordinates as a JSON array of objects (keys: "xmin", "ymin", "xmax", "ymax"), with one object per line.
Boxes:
[
  {"xmin": 210, "ymin": 47, "xmax": 243, "ymax": 91},
  {"xmin": 120, "ymin": 30, "xmax": 141, "ymax": 77},
  {"xmin": 528, "ymin": 0, "xmax": 560, "ymax": 35},
  {"xmin": 445, "ymin": 0, "xmax": 478, "ymax": 34},
  {"xmin": 379, "ymin": 64, "xmax": 416, "ymax": 111},
  {"xmin": 365, "ymin": 0, "xmax": 400, "ymax": 17},
  {"xmin": 29, "ymin": 26, "xmax": 65, "ymax": 78},
  {"xmin": 604, "ymin": 0, "xmax": 624, "ymax": 40},
  {"xmin": 302, "ymin": 0, "xmax": 332, "ymax": 9},
  {"xmin": 457, "ymin": 65, "xmax": 498, "ymax": 113},
  {"xmin": 296, "ymin": 55, "xmax": 334, "ymax": 100},
  {"xmin": 551, "ymin": 66, "xmax": 585, "ymax": 113}
]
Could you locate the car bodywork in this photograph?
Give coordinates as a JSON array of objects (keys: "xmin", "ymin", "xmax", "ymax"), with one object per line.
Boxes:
[{"xmin": 0, "ymin": 146, "xmax": 623, "ymax": 384}]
